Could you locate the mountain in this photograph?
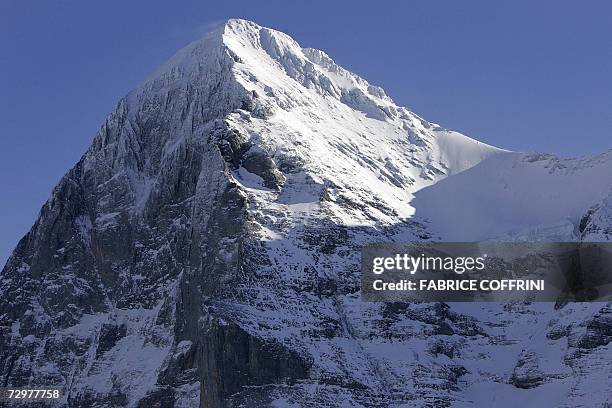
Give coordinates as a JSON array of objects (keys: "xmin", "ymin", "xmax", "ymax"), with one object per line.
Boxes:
[{"xmin": 1, "ymin": 19, "xmax": 610, "ymax": 408}]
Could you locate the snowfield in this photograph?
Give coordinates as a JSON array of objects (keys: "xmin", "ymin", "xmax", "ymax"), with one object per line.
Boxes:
[{"xmin": 414, "ymin": 151, "xmax": 612, "ymax": 241}]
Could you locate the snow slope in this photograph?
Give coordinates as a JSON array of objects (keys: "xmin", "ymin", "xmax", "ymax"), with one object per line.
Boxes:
[{"xmin": 413, "ymin": 151, "xmax": 612, "ymax": 241}]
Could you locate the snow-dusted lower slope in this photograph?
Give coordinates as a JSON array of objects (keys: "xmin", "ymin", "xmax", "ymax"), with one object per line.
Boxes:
[{"xmin": 0, "ymin": 18, "xmax": 610, "ymax": 408}]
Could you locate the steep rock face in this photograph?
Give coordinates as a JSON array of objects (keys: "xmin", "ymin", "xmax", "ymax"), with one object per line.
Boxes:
[
  {"xmin": 0, "ymin": 19, "xmax": 611, "ymax": 408},
  {"xmin": 0, "ymin": 24, "xmax": 249, "ymax": 407}
]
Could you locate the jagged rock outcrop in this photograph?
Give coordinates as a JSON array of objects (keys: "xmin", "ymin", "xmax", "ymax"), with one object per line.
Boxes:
[{"xmin": 510, "ymin": 351, "xmax": 544, "ymax": 389}]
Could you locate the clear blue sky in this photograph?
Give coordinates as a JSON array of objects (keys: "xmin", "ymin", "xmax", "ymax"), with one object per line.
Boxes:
[{"xmin": 1, "ymin": 0, "xmax": 611, "ymax": 267}]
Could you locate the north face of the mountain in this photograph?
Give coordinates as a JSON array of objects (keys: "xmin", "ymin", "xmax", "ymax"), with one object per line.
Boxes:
[{"xmin": 1, "ymin": 18, "xmax": 611, "ymax": 408}]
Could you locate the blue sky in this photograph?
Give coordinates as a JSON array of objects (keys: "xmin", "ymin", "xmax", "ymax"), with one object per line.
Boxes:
[{"xmin": 1, "ymin": 0, "xmax": 611, "ymax": 266}]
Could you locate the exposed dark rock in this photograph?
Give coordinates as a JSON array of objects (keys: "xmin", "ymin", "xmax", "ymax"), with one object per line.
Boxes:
[
  {"xmin": 510, "ymin": 351, "xmax": 544, "ymax": 389},
  {"xmin": 568, "ymin": 306, "xmax": 612, "ymax": 349},
  {"xmin": 216, "ymin": 126, "xmax": 252, "ymax": 169},
  {"xmin": 214, "ymin": 125, "xmax": 284, "ymax": 190},
  {"xmin": 136, "ymin": 386, "xmax": 175, "ymax": 408},
  {"xmin": 242, "ymin": 148, "xmax": 285, "ymax": 190},
  {"xmin": 275, "ymin": 154, "xmax": 305, "ymax": 174},
  {"xmin": 158, "ymin": 340, "xmax": 200, "ymax": 387},
  {"xmin": 429, "ymin": 339, "xmax": 460, "ymax": 359},
  {"xmin": 96, "ymin": 322, "xmax": 127, "ymax": 358},
  {"xmin": 546, "ymin": 324, "xmax": 570, "ymax": 340},
  {"xmin": 198, "ymin": 319, "xmax": 310, "ymax": 408},
  {"xmin": 301, "ymin": 222, "xmax": 349, "ymax": 255}
]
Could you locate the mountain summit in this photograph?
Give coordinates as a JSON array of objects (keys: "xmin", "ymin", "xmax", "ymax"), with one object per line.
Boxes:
[{"xmin": 1, "ymin": 19, "xmax": 611, "ymax": 408}]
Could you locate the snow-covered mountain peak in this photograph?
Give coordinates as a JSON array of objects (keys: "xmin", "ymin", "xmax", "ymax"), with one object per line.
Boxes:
[
  {"xmin": 221, "ymin": 18, "xmax": 395, "ymax": 106},
  {"xmin": 223, "ymin": 20, "xmax": 505, "ymax": 224},
  {"xmin": 122, "ymin": 18, "xmax": 505, "ymax": 228},
  {"xmin": 2, "ymin": 18, "xmax": 612, "ymax": 408}
]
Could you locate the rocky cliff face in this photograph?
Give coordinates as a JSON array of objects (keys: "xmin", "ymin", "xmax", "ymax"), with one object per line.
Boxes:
[{"xmin": 1, "ymin": 19, "xmax": 610, "ymax": 408}]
